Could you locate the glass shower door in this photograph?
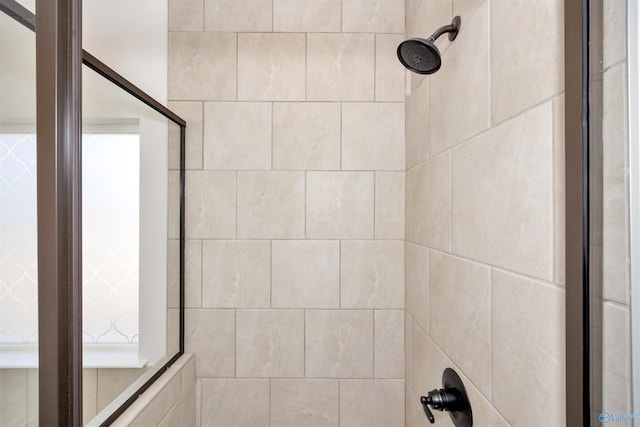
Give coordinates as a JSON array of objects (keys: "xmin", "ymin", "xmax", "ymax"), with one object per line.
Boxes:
[{"xmin": 0, "ymin": 6, "xmax": 38, "ymax": 425}]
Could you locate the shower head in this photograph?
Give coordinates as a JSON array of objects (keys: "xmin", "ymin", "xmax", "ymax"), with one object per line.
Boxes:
[{"xmin": 397, "ymin": 16, "xmax": 461, "ymax": 75}]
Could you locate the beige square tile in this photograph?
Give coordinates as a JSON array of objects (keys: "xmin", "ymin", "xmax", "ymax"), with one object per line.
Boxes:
[
  {"xmin": 407, "ymin": 0, "xmax": 451, "ymax": 53},
  {"xmin": 97, "ymin": 368, "xmax": 145, "ymax": 411},
  {"xmin": 168, "ymin": 32, "xmax": 236, "ymax": 101},
  {"xmin": 204, "ymin": 0, "xmax": 271, "ymax": 31},
  {"xmin": 405, "ymin": 152, "xmax": 451, "ymax": 250},
  {"xmin": 375, "ymin": 172, "xmax": 405, "ymax": 239},
  {"xmin": 201, "ymin": 379, "xmax": 269, "ymax": 426},
  {"xmin": 553, "ymin": 94, "xmax": 566, "ymax": 286},
  {"xmin": 306, "ymin": 172, "xmax": 374, "ymax": 239},
  {"xmin": 342, "ymin": 103, "xmax": 405, "ymax": 171},
  {"xmin": 410, "ymin": 323, "xmax": 437, "ymax": 406},
  {"xmin": 405, "ymin": 242, "xmax": 429, "ymax": 331},
  {"xmin": 374, "ymin": 310, "xmax": 404, "ymax": 379},
  {"xmin": 341, "ymin": 240, "xmax": 404, "ymax": 309},
  {"xmin": 237, "ymin": 171, "xmax": 306, "ymax": 239},
  {"xmin": 429, "ymin": 1, "xmax": 489, "ymax": 154},
  {"xmin": 273, "ymin": 103, "xmax": 341, "ymax": 170},
  {"xmin": 404, "ymin": 314, "xmax": 414, "ymax": 393},
  {"xmin": 453, "ymin": 0, "xmax": 485, "ymax": 21},
  {"xmin": 405, "ymin": 0, "xmax": 421, "ymax": 24},
  {"xmin": 305, "ymin": 310, "xmax": 374, "ymax": 378},
  {"xmin": 405, "ymin": 77, "xmax": 429, "ymax": 169},
  {"xmin": 272, "ymin": 240, "xmax": 340, "ymax": 308},
  {"xmin": 168, "ymin": 171, "xmax": 181, "ymax": 240},
  {"xmin": 375, "ymin": 34, "xmax": 405, "ymax": 102},
  {"xmin": 492, "ymin": 270, "xmax": 565, "ymax": 427},
  {"xmin": 178, "ymin": 355, "xmax": 197, "ymax": 392},
  {"xmin": 168, "ymin": 239, "xmax": 180, "ymax": 307},
  {"xmin": 168, "ymin": 240, "xmax": 202, "ymax": 308},
  {"xmin": 452, "ymin": 102, "xmax": 553, "ymax": 281},
  {"xmin": 185, "ymin": 309, "xmax": 235, "ymax": 377},
  {"xmin": 339, "ymin": 380, "xmax": 404, "ymax": 427},
  {"xmin": 82, "ymin": 369, "xmax": 96, "ymax": 424},
  {"xmin": 202, "ymin": 240, "xmax": 270, "ymax": 308},
  {"xmin": 203, "ymin": 102, "xmax": 271, "ymax": 170},
  {"xmin": 168, "ymin": 101, "xmax": 203, "ymax": 170},
  {"xmin": 236, "ymin": 310, "xmax": 305, "ymax": 377},
  {"xmin": 429, "ymin": 251, "xmax": 491, "ymax": 396},
  {"xmin": 405, "ymin": 386, "xmax": 426, "ymax": 427},
  {"xmin": 603, "ymin": 302, "xmax": 631, "ymax": 415},
  {"xmin": 195, "ymin": 379, "xmax": 201, "ymax": 427},
  {"xmin": 185, "ymin": 240, "xmax": 203, "ymax": 308},
  {"xmin": 128, "ymin": 371, "xmax": 182, "ymax": 427},
  {"xmin": 169, "ymin": 309, "xmax": 181, "ymax": 355},
  {"xmin": 273, "ymin": 0, "xmax": 341, "ymax": 32},
  {"xmin": 492, "ymin": 0, "xmax": 564, "ymax": 123},
  {"xmin": 169, "ymin": 0, "xmax": 203, "ymax": 31},
  {"xmin": 342, "ymin": 0, "xmax": 404, "ymax": 32},
  {"xmin": 0, "ymin": 369, "xmax": 27, "ymax": 426},
  {"xmin": 307, "ymin": 34, "xmax": 374, "ymax": 101},
  {"xmin": 603, "ymin": 63, "xmax": 629, "ymax": 304},
  {"xmin": 26, "ymin": 369, "xmax": 38, "ymax": 426},
  {"xmin": 185, "ymin": 171, "xmax": 236, "ymax": 239},
  {"xmin": 158, "ymin": 383, "xmax": 197, "ymax": 427},
  {"xmin": 238, "ymin": 34, "xmax": 306, "ymax": 101},
  {"xmin": 604, "ymin": 0, "xmax": 627, "ymax": 68},
  {"xmin": 271, "ymin": 379, "xmax": 339, "ymax": 427}
]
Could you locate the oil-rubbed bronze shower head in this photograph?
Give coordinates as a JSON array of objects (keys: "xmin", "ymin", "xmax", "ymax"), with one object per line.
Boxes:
[{"xmin": 397, "ymin": 16, "xmax": 461, "ymax": 75}]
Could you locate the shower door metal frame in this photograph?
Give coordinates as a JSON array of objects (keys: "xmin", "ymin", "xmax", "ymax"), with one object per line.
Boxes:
[
  {"xmin": 2, "ymin": 0, "xmax": 187, "ymax": 424},
  {"xmin": 565, "ymin": 0, "xmax": 592, "ymax": 425},
  {"xmin": 35, "ymin": 0, "xmax": 84, "ymax": 424},
  {"xmin": 566, "ymin": 0, "xmax": 609, "ymax": 425}
]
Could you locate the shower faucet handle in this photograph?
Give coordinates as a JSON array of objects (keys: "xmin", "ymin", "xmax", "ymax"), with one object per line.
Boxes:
[
  {"xmin": 419, "ymin": 368, "xmax": 473, "ymax": 427},
  {"xmin": 420, "ymin": 395, "xmax": 436, "ymax": 423}
]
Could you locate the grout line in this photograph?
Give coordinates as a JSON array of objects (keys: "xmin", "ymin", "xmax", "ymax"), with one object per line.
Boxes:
[
  {"xmin": 200, "ymin": 101, "xmax": 204, "ymax": 169},
  {"xmin": 372, "ymin": 309, "xmax": 376, "ymax": 378},
  {"xmin": 339, "ymin": 103, "xmax": 343, "ymax": 170},
  {"xmin": 373, "ymin": 172, "xmax": 377, "ymax": 238},
  {"xmin": 305, "ymin": 33, "xmax": 308, "ymax": 101},
  {"xmin": 199, "ymin": 240, "xmax": 204, "ymax": 308},
  {"xmin": 268, "ymin": 378, "xmax": 272, "ymax": 425},
  {"xmin": 234, "ymin": 309, "xmax": 237, "ymax": 378},
  {"xmin": 339, "ymin": 241, "xmax": 343, "ymax": 309},
  {"xmin": 426, "ymin": 246, "xmax": 564, "ymax": 291},
  {"xmin": 449, "ymin": 151, "xmax": 453, "ymax": 252},
  {"xmin": 169, "ymin": 99, "xmax": 404, "ymax": 105},
  {"xmin": 270, "ymin": 102, "xmax": 274, "ymax": 170},
  {"xmin": 235, "ymin": 171, "xmax": 238, "ymax": 238},
  {"xmin": 303, "ymin": 310, "xmax": 307, "ymax": 378},
  {"xmin": 235, "ymin": 33, "xmax": 239, "ymax": 100},
  {"xmin": 373, "ymin": 33, "xmax": 377, "ymax": 101},
  {"xmin": 337, "ymin": 378, "xmax": 341, "ymax": 425},
  {"xmin": 270, "ymin": 240, "xmax": 273, "ymax": 308},
  {"xmin": 489, "ymin": 267, "xmax": 493, "ymax": 401},
  {"xmin": 304, "ymin": 171, "xmax": 308, "ymax": 239}
]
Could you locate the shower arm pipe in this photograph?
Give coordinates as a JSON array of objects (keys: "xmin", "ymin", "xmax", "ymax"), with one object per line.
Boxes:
[{"xmin": 428, "ymin": 16, "xmax": 461, "ymax": 43}]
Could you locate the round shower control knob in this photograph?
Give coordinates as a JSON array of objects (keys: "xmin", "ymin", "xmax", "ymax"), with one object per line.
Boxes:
[{"xmin": 419, "ymin": 368, "xmax": 473, "ymax": 427}]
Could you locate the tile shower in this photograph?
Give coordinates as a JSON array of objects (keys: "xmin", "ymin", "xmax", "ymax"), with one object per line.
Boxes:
[
  {"xmin": 166, "ymin": 0, "xmax": 568, "ymax": 425},
  {"xmin": 168, "ymin": 0, "xmax": 407, "ymax": 425}
]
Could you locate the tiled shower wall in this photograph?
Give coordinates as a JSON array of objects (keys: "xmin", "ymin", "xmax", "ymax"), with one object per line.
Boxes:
[
  {"xmin": 167, "ymin": 0, "xmax": 406, "ymax": 425},
  {"xmin": 404, "ymin": 1, "xmax": 566, "ymax": 426},
  {"xmin": 601, "ymin": 0, "xmax": 630, "ymax": 418}
]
